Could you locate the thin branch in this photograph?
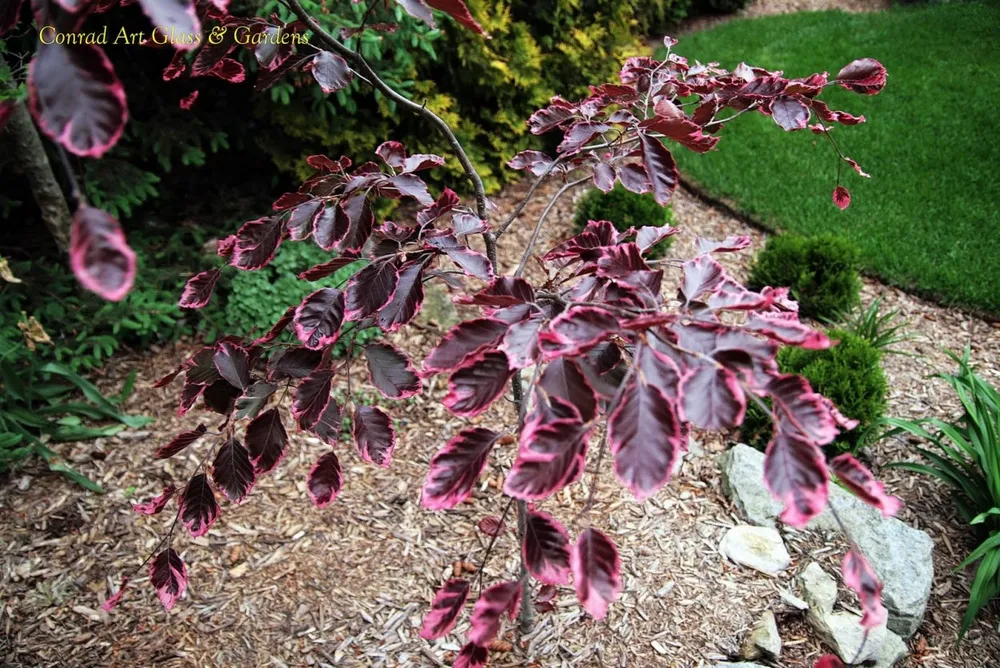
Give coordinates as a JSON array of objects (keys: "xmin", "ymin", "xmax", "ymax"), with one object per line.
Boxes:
[
  {"xmin": 476, "ymin": 495, "xmax": 516, "ymax": 592},
  {"xmin": 513, "ymin": 176, "xmax": 589, "ymax": 278},
  {"xmin": 495, "ymin": 157, "xmax": 563, "ymax": 238}
]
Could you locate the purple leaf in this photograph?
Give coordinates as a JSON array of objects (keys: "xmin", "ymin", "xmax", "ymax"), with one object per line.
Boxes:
[
  {"xmin": 453, "ymin": 643, "xmax": 488, "ymax": 668},
  {"xmin": 353, "ymin": 406, "xmax": 395, "ymax": 468},
  {"xmin": 523, "ymin": 510, "xmax": 571, "ymax": 585},
  {"xmin": 833, "ymin": 185, "xmax": 851, "ymax": 210},
  {"xmin": 504, "ymin": 419, "xmax": 589, "ymax": 500},
  {"xmin": 154, "ymin": 424, "xmax": 207, "ymax": 459},
  {"xmin": 680, "ymin": 362, "xmax": 745, "ymax": 430},
  {"xmin": 425, "ymin": 0, "xmax": 487, "ymax": 35},
  {"xmin": 638, "ymin": 133, "xmax": 678, "ymax": 206},
  {"xmin": 635, "ymin": 224, "xmax": 677, "ymax": 253},
  {"xmin": 571, "ymin": 528, "xmax": 621, "ymax": 620},
  {"xmin": 617, "ymin": 163, "xmax": 651, "ymax": 194},
  {"xmin": 292, "ymin": 368, "xmax": 333, "ymax": 429},
  {"xmin": 28, "ymin": 43, "xmax": 127, "ymax": 157},
  {"xmin": 286, "ymin": 200, "xmax": 322, "ymax": 241},
  {"xmin": 312, "ymin": 203, "xmax": 347, "ymax": 251},
  {"xmin": 299, "ymin": 256, "xmax": 359, "ymax": 282},
  {"xmin": 423, "ymin": 318, "xmax": 509, "ymax": 375},
  {"xmin": 179, "ymin": 473, "xmax": 219, "ymax": 538},
  {"xmin": 101, "ymin": 576, "xmax": 129, "ymax": 612},
  {"xmin": 829, "ymin": 453, "xmax": 901, "ymax": 517},
  {"xmin": 213, "ymin": 342, "xmax": 251, "ymax": 390},
  {"xmin": 179, "ymin": 268, "xmax": 221, "ymax": 309},
  {"xmin": 770, "ymin": 96, "xmax": 810, "ymax": 131},
  {"xmin": 307, "ymin": 450, "xmax": 343, "ymax": 508},
  {"xmin": 452, "ymin": 213, "xmax": 488, "ymax": 236},
  {"xmin": 500, "ymin": 314, "xmax": 544, "ymax": 369},
  {"xmin": 681, "ymin": 254, "xmax": 725, "ymax": 304},
  {"xmin": 419, "ymin": 578, "xmax": 470, "ymax": 640},
  {"xmin": 202, "ymin": 378, "xmax": 241, "ymax": 415},
  {"xmin": 697, "ymin": 235, "xmax": 752, "ymax": 254},
  {"xmin": 558, "ymin": 121, "xmax": 609, "ymax": 155},
  {"xmin": 267, "ymin": 348, "xmax": 322, "ymax": 381},
  {"xmin": 309, "ymin": 51, "xmax": 353, "ymax": 93},
  {"xmin": 835, "ymin": 58, "xmax": 887, "ymax": 95},
  {"xmin": 593, "ymin": 163, "xmax": 615, "ymax": 192},
  {"xmin": 364, "ymin": 343, "xmax": 421, "ymax": 399},
  {"xmin": 538, "ymin": 358, "xmax": 596, "ymax": 422},
  {"xmin": 527, "ymin": 102, "xmax": 575, "ymax": 135},
  {"xmin": 842, "ymin": 549, "xmax": 887, "ymax": 628},
  {"xmin": 211, "ymin": 438, "xmax": 255, "ymax": 504},
  {"xmin": 609, "ymin": 379, "xmax": 683, "ymax": 499},
  {"xmin": 69, "ymin": 205, "xmax": 136, "ymax": 301},
  {"xmin": 235, "ymin": 381, "xmax": 276, "ymax": 421},
  {"xmin": 768, "ymin": 374, "xmax": 839, "ymax": 445},
  {"xmin": 345, "ymin": 260, "xmax": 399, "ymax": 321},
  {"xmin": 442, "ymin": 352, "xmax": 513, "ymax": 417},
  {"xmin": 294, "ymin": 288, "xmax": 346, "ymax": 350},
  {"xmin": 150, "ymin": 548, "xmax": 187, "ymax": 610},
  {"xmin": 252, "ymin": 306, "xmax": 295, "ymax": 346},
  {"xmin": 231, "ymin": 216, "xmax": 284, "ymax": 270},
  {"xmin": 421, "ymin": 427, "xmax": 499, "ymax": 510},
  {"xmin": 468, "ymin": 580, "xmax": 522, "ymax": 646},
  {"xmin": 376, "ymin": 140, "xmax": 407, "ymax": 169},
  {"xmin": 132, "ymin": 485, "xmax": 176, "ymax": 515},
  {"xmin": 136, "ymin": 0, "xmax": 200, "ymax": 50},
  {"xmin": 478, "ymin": 515, "xmax": 506, "ymax": 536},
  {"xmin": 744, "ymin": 313, "xmax": 833, "ymax": 349},
  {"xmin": 337, "ymin": 194, "xmax": 375, "ymax": 253},
  {"xmin": 763, "ymin": 428, "xmax": 829, "ymax": 528},
  {"xmin": 246, "ymin": 408, "xmax": 288, "ymax": 475},
  {"xmin": 307, "ymin": 398, "xmax": 343, "ymax": 446},
  {"xmin": 377, "ymin": 260, "xmax": 425, "ymax": 332},
  {"xmin": 538, "ymin": 306, "xmax": 618, "ymax": 358}
]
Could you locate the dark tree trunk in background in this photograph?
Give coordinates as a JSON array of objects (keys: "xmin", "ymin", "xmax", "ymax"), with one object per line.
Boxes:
[{"xmin": 3, "ymin": 100, "xmax": 72, "ymax": 251}]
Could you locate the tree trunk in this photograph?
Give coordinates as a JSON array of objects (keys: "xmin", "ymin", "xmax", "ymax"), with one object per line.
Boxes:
[{"xmin": 3, "ymin": 100, "xmax": 72, "ymax": 251}]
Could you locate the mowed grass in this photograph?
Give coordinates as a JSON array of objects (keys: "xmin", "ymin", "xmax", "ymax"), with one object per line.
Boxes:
[{"xmin": 669, "ymin": 2, "xmax": 1000, "ymax": 314}]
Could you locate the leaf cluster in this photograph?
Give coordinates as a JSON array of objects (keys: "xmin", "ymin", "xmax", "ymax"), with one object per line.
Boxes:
[{"xmin": 573, "ymin": 184, "xmax": 675, "ymax": 258}]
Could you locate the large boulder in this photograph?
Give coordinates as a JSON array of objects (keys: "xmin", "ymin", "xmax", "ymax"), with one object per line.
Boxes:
[{"xmin": 719, "ymin": 444, "xmax": 933, "ymax": 637}]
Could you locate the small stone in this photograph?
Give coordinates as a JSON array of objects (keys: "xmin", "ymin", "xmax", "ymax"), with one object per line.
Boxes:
[
  {"xmin": 799, "ymin": 563, "xmax": 837, "ymax": 615},
  {"xmin": 780, "ymin": 590, "xmax": 809, "ymax": 611},
  {"xmin": 719, "ymin": 526, "xmax": 790, "ymax": 575},
  {"xmin": 740, "ymin": 610, "xmax": 781, "ymax": 659},
  {"xmin": 650, "ymin": 640, "xmax": 668, "ymax": 655}
]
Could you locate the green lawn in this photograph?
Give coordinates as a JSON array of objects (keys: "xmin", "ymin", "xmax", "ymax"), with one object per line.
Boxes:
[{"xmin": 669, "ymin": 2, "xmax": 1000, "ymax": 314}]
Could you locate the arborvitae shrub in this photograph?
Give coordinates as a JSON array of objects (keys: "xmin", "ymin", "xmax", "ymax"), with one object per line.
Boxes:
[
  {"xmin": 747, "ymin": 234, "xmax": 861, "ymax": 321},
  {"xmin": 573, "ymin": 184, "xmax": 675, "ymax": 258},
  {"xmin": 740, "ymin": 329, "xmax": 888, "ymax": 454},
  {"xmin": 693, "ymin": 0, "xmax": 752, "ymax": 14}
]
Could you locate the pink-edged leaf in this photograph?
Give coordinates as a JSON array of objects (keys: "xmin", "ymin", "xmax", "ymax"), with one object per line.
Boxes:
[
  {"xmin": 523, "ymin": 510, "xmax": 571, "ymax": 585},
  {"xmin": 641, "ymin": 100, "xmax": 719, "ymax": 153},
  {"xmin": 179, "ymin": 473, "xmax": 219, "ymax": 537},
  {"xmin": 268, "ymin": 347, "xmax": 322, "ymax": 381},
  {"xmin": 178, "ymin": 268, "xmax": 221, "ymax": 309},
  {"xmin": 377, "ymin": 259, "xmax": 425, "ymax": 332},
  {"xmin": 745, "ymin": 313, "xmax": 833, "ymax": 349},
  {"xmin": 246, "ymin": 408, "xmax": 288, "ymax": 475},
  {"xmin": 500, "ymin": 314, "xmax": 544, "ymax": 369},
  {"xmin": 538, "ymin": 306, "xmax": 618, "ymax": 358},
  {"xmin": 459, "ymin": 277, "xmax": 534, "ymax": 307},
  {"xmin": 763, "ymin": 428, "xmax": 829, "ymax": 528},
  {"xmin": 28, "ymin": 43, "xmax": 127, "ymax": 157},
  {"xmin": 835, "ymin": 58, "xmax": 887, "ymax": 95},
  {"xmin": 593, "ymin": 163, "xmax": 616, "ymax": 192},
  {"xmin": 419, "ymin": 578, "xmax": 470, "ymax": 640},
  {"xmin": 132, "ymin": 485, "xmax": 177, "ymax": 515},
  {"xmin": 136, "ymin": 0, "xmax": 200, "ymax": 50},
  {"xmin": 609, "ymin": 379, "xmax": 683, "ymax": 499},
  {"xmin": 527, "ymin": 101, "xmax": 575, "ymax": 135},
  {"xmin": 442, "ymin": 352, "xmax": 514, "ymax": 417},
  {"xmin": 504, "ymin": 420, "xmax": 589, "ymax": 500},
  {"xmin": 211, "ymin": 438, "xmax": 255, "ymax": 504},
  {"xmin": 402, "ymin": 153, "xmax": 445, "ymax": 174},
  {"xmin": 206, "ymin": 57, "xmax": 245, "ymax": 83},
  {"xmin": 150, "ymin": 548, "xmax": 187, "ymax": 610},
  {"xmin": 364, "ymin": 343, "xmax": 420, "ymax": 399},
  {"xmin": 617, "ymin": 163, "xmax": 651, "ymax": 194},
  {"xmin": 768, "ymin": 374, "xmax": 839, "ymax": 445},
  {"xmin": 680, "ymin": 362, "xmax": 746, "ymax": 430},
  {"xmin": 558, "ymin": 121, "xmax": 609, "ymax": 155},
  {"xmin": 833, "ymin": 185, "xmax": 851, "ymax": 210},
  {"xmin": 336, "ymin": 194, "xmax": 376, "ymax": 253},
  {"xmin": 252, "ymin": 306, "xmax": 295, "ymax": 346},
  {"xmin": 635, "ymin": 224, "xmax": 677, "ymax": 253},
  {"xmin": 452, "ymin": 212, "xmax": 488, "ymax": 236},
  {"xmin": 508, "ymin": 149, "xmax": 556, "ymax": 174},
  {"xmin": 292, "ymin": 368, "xmax": 332, "ymax": 429},
  {"xmin": 453, "ymin": 643, "xmax": 488, "ymax": 668},
  {"xmin": 311, "ymin": 203, "xmax": 345, "ymax": 251},
  {"xmin": 425, "ymin": 0, "xmax": 487, "ymax": 35},
  {"xmin": 213, "ymin": 341, "xmax": 251, "ymax": 390},
  {"xmin": 231, "ymin": 216, "xmax": 284, "ymax": 270},
  {"xmin": 286, "ymin": 200, "xmax": 322, "ymax": 240},
  {"xmin": 69, "ymin": 205, "xmax": 135, "ymax": 301},
  {"xmin": 844, "ymin": 156, "xmax": 870, "ymax": 178},
  {"xmin": 203, "ymin": 378, "xmax": 241, "ymax": 415},
  {"xmin": 478, "ymin": 515, "xmax": 506, "ymax": 536},
  {"xmin": 638, "ymin": 133, "xmax": 678, "ymax": 206},
  {"xmin": 299, "ymin": 256, "xmax": 360, "ymax": 282},
  {"xmin": 235, "ymin": 382, "xmax": 277, "ymax": 421},
  {"xmin": 468, "ymin": 580, "xmax": 522, "ymax": 646},
  {"xmin": 375, "ymin": 140, "xmax": 406, "ymax": 169},
  {"xmin": 697, "ymin": 235, "xmax": 752, "ymax": 254},
  {"xmin": 307, "ymin": 398, "xmax": 343, "ymax": 446},
  {"xmin": 681, "ymin": 254, "xmax": 725, "ymax": 304},
  {"xmin": 153, "ymin": 364, "xmax": 181, "ymax": 389},
  {"xmin": 388, "ymin": 173, "xmax": 434, "ymax": 206},
  {"xmin": 294, "ymin": 287, "xmax": 345, "ymax": 350},
  {"xmin": 421, "ymin": 427, "xmax": 499, "ymax": 510},
  {"xmin": 539, "ymin": 358, "xmax": 596, "ymax": 422},
  {"xmin": 571, "ymin": 528, "xmax": 621, "ymax": 620},
  {"xmin": 438, "ymin": 244, "xmax": 493, "ymax": 280},
  {"xmin": 309, "ymin": 51, "xmax": 352, "ymax": 93},
  {"xmin": 423, "ymin": 318, "xmax": 509, "ymax": 375},
  {"xmin": 307, "ymin": 450, "xmax": 343, "ymax": 508},
  {"xmin": 344, "ymin": 260, "xmax": 398, "ymax": 321},
  {"xmin": 770, "ymin": 96, "xmax": 810, "ymax": 131},
  {"xmin": 842, "ymin": 549, "xmax": 887, "ymax": 628},
  {"xmin": 830, "ymin": 454, "xmax": 901, "ymax": 517},
  {"xmin": 178, "ymin": 382, "xmax": 206, "ymax": 415},
  {"xmin": 101, "ymin": 576, "xmax": 129, "ymax": 612},
  {"xmin": 154, "ymin": 424, "xmax": 207, "ymax": 459},
  {"xmin": 353, "ymin": 406, "xmax": 395, "ymax": 468}
]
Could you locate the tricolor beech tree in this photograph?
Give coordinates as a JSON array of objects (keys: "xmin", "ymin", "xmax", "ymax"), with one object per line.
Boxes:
[{"xmin": 1, "ymin": 0, "xmax": 894, "ymax": 661}]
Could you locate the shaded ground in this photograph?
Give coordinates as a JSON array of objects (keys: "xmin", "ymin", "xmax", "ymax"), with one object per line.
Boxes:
[{"xmin": 2, "ymin": 175, "xmax": 999, "ymax": 667}]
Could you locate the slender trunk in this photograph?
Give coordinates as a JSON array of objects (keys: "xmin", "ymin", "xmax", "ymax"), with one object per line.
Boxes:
[{"xmin": 3, "ymin": 100, "xmax": 72, "ymax": 251}]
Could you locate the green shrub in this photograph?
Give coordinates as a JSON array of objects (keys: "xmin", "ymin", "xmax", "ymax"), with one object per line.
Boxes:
[
  {"xmin": 747, "ymin": 234, "xmax": 861, "ymax": 321},
  {"xmin": 882, "ymin": 351, "xmax": 1000, "ymax": 638},
  {"xmin": 574, "ymin": 184, "xmax": 675, "ymax": 258},
  {"xmin": 692, "ymin": 0, "xmax": 751, "ymax": 14},
  {"xmin": 740, "ymin": 329, "xmax": 888, "ymax": 454},
  {"xmin": 630, "ymin": 0, "xmax": 693, "ymax": 34},
  {"xmin": 223, "ymin": 241, "xmax": 378, "ymax": 354}
]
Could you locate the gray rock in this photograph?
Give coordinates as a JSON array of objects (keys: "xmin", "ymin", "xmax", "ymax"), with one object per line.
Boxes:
[
  {"xmin": 719, "ymin": 526, "xmax": 791, "ymax": 575},
  {"xmin": 812, "ymin": 611, "xmax": 888, "ymax": 664},
  {"xmin": 780, "ymin": 590, "xmax": 809, "ymax": 611},
  {"xmin": 719, "ymin": 444, "xmax": 933, "ymax": 637},
  {"xmin": 799, "ymin": 562, "xmax": 837, "ymax": 615},
  {"xmin": 873, "ymin": 630, "xmax": 908, "ymax": 668},
  {"xmin": 740, "ymin": 610, "xmax": 782, "ymax": 660}
]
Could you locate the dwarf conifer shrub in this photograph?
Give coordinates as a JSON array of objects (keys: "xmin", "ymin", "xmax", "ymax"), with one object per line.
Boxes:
[
  {"xmin": 748, "ymin": 234, "xmax": 861, "ymax": 320},
  {"xmin": 574, "ymin": 184, "xmax": 675, "ymax": 257}
]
